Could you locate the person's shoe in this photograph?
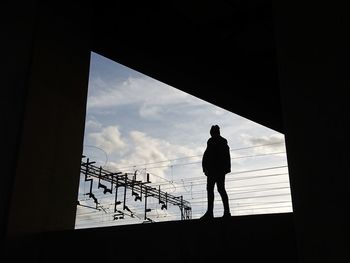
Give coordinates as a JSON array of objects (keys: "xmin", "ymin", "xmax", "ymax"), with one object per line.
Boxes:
[
  {"xmin": 222, "ymin": 212, "xmax": 231, "ymax": 219},
  {"xmin": 200, "ymin": 211, "xmax": 214, "ymax": 220}
]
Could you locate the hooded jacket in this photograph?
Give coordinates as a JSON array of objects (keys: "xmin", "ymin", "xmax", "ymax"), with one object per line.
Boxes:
[{"xmin": 202, "ymin": 135, "xmax": 231, "ymax": 176}]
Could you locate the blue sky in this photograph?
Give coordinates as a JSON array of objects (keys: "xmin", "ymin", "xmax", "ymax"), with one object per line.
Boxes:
[{"xmin": 75, "ymin": 52, "xmax": 292, "ymax": 228}]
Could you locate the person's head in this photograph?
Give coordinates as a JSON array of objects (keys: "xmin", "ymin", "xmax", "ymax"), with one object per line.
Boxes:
[{"xmin": 210, "ymin": 125, "xmax": 220, "ymax": 137}]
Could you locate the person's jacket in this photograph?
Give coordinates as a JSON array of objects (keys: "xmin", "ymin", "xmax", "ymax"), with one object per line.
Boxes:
[{"xmin": 202, "ymin": 135, "xmax": 231, "ymax": 176}]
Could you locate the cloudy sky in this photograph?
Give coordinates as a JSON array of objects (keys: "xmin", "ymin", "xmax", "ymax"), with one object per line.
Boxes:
[{"xmin": 75, "ymin": 52, "xmax": 292, "ymax": 229}]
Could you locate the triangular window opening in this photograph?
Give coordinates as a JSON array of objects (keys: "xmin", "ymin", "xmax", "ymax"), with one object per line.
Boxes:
[{"xmin": 75, "ymin": 52, "xmax": 292, "ymax": 229}]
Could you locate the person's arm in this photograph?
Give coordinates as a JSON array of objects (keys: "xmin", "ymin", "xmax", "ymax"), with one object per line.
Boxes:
[
  {"xmin": 202, "ymin": 140, "xmax": 210, "ymax": 175},
  {"xmin": 202, "ymin": 150, "xmax": 208, "ymax": 175},
  {"xmin": 225, "ymin": 144, "xmax": 231, "ymax": 174}
]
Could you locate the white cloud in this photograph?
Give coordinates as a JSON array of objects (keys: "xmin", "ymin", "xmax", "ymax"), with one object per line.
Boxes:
[
  {"xmin": 139, "ymin": 104, "xmax": 163, "ymax": 119},
  {"xmin": 129, "ymin": 130, "xmax": 168, "ymax": 165},
  {"xmin": 87, "ymin": 75, "xmax": 206, "ymax": 110},
  {"xmin": 108, "ymin": 130, "xmax": 203, "ymax": 183},
  {"xmin": 89, "ymin": 126, "xmax": 127, "ymax": 154},
  {"xmin": 213, "ymin": 108, "xmax": 227, "ymax": 116},
  {"xmin": 241, "ymin": 133, "xmax": 286, "ymax": 153},
  {"xmin": 85, "ymin": 119, "xmax": 102, "ymax": 130}
]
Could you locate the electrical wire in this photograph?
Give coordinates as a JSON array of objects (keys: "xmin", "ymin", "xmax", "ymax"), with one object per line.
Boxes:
[{"xmin": 76, "ymin": 148, "xmax": 291, "ymax": 228}]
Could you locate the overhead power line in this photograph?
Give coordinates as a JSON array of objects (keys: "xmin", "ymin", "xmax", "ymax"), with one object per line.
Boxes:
[
  {"xmin": 113, "ymin": 142, "xmax": 285, "ymax": 170},
  {"xmin": 79, "ymin": 156, "xmax": 192, "ymax": 222}
]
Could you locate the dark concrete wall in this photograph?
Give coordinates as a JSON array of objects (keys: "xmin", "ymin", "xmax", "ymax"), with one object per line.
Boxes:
[
  {"xmin": 1, "ymin": 0, "xmax": 38, "ymax": 237},
  {"xmin": 274, "ymin": 2, "xmax": 349, "ymax": 262},
  {"xmin": 4, "ymin": 1, "xmax": 91, "ymax": 236},
  {"xmin": 5, "ymin": 213, "xmax": 297, "ymax": 263}
]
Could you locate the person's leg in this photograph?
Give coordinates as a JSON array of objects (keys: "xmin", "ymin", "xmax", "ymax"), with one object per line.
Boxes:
[
  {"xmin": 206, "ymin": 176, "xmax": 215, "ymax": 215},
  {"xmin": 217, "ymin": 176, "xmax": 230, "ymax": 216},
  {"xmin": 201, "ymin": 176, "xmax": 215, "ymax": 218}
]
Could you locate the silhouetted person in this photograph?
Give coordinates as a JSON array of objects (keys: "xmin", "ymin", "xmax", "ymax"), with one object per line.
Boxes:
[{"xmin": 201, "ymin": 125, "xmax": 231, "ymax": 219}]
